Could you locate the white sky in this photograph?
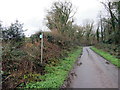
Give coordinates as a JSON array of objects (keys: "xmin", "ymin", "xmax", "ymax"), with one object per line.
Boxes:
[{"xmin": 0, "ymin": 0, "xmax": 105, "ymax": 36}]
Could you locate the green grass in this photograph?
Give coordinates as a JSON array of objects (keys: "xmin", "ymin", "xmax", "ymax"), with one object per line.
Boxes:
[
  {"xmin": 25, "ymin": 47, "xmax": 82, "ymax": 88},
  {"xmin": 91, "ymin": 46, "xmax": 120, "ymax": 68}
]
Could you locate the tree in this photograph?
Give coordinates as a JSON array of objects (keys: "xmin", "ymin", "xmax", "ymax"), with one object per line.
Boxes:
[
  {"xmin": 113, "ymin": 1, "xmax": 120, "ymax": 44},
  {"xmin": 101, "ymin": 1, "xmax": 120, "ymax": 44},
  {"xmin": 46, "ymin": 1, "xmax": 76, "ymax": 34},
  {"xmin": 84, "ymin": 21, "xmax": 94, "ymax": 45},
  {"xmin": 2, "ymin": 20, "xmax": 25, "ymax": 43},
  {"xmin": 0, "ymin": 21, "xmax": 2, "ymax": 39},
  {"xmin": 96, "ymin": 25, "xmax": 100, "ymax": 42}
]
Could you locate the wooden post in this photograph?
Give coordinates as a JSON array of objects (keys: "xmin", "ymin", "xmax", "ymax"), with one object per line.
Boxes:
[{"xmin": 41, "ymin": 32, "xmax": 43, "ymax": 64}]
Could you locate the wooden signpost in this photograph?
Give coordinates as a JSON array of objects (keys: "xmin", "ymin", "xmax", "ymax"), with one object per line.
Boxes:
[{"xmin": 39, "ymin": 32, "xmax": 43, "ymax": 64}]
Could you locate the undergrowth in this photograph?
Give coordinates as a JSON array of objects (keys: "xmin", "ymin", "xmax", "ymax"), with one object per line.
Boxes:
[{"xmin": 24, "ymin": 47, "xmax": 82, "ymax": 88}]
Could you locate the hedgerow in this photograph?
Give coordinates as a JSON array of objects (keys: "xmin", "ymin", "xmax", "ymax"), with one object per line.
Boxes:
[{"xmin": 24, "ymin": 47, "xmax": 82, "ymax": 88}]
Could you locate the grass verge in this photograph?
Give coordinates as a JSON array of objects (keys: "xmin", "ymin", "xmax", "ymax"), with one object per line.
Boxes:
[
  {"xmin": 91, "ymin": 46, "xmax": 120, "ymax": 68},
  {"xmin": 24, "ymin": 47, "xmax": 82, "ymax": 88}
]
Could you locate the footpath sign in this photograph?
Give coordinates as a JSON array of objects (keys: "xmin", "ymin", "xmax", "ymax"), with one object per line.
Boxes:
[{"xmin": 39, "ymin": 34, "xmax": 43, "ymax": 39}]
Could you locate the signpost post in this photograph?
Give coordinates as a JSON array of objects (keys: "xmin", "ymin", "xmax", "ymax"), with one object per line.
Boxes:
[{"xmin": 39, "ymin": 32, "xmax": 43, "ymax": 64}]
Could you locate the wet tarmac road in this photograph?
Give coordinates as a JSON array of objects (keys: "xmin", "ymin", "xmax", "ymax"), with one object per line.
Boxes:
[{"xmin": 69, "ymin": 47, "xmax": 118, "ymax": 88}]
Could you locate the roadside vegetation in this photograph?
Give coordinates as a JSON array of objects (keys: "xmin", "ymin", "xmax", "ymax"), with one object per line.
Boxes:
[
  {"xmin": 23, "ymin": 47, "xmax": 82, "ymax": 88},
  {"xmin": 93, "ymin": 1, "xmax": 120, "ymax": 68},
  {"xmin": 1, "ymin": 1, "xmax": 87, "ymax": 89},
  {"xmin": 0, "ymin": 0, "xmax": 120, "ymax": 89},
  {"xmin": 91, "ymin": 46, "xmax": 120, "ymax": 68}
]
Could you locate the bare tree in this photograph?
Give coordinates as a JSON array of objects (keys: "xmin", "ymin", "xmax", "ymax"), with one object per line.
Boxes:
[
  {"xmin": 101, "ymin": 1, "xmax": 120, "ymax": 44},
  {"xmin": 46, "ymin": 1, "xmax": 76, "ymax": 34}
]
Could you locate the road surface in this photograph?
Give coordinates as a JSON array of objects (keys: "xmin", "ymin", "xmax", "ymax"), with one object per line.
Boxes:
[{"xmin": 69, "ymin": 47, "xmax": 118, "ymax": 88}]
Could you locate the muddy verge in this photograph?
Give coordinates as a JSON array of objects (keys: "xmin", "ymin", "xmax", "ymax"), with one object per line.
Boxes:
[{"xmin": 60, "ymin": 53, "xmax": 83, "ymax": 88}]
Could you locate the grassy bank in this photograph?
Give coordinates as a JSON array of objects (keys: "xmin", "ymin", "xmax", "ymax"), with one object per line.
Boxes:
[
  {"xmin": 24, "ymin": 47, "xmax": 82, "ymax": 88},
  {"xmin": 91, "ymin": 46, "xmax": 120, "ymax": 68}
]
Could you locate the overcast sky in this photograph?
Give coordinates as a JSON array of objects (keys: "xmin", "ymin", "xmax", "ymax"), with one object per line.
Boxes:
[{"xmin": 0, "ymin": 0, "xmax": 105, "ymax": 36}]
